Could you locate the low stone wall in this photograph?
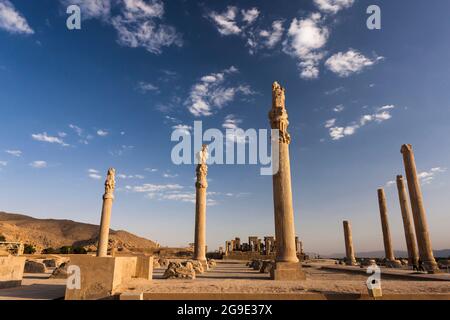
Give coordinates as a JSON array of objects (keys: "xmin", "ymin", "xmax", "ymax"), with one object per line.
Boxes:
[{"xmin": 0, "ymin": 256, "xmax": 26, "ymax": 289}]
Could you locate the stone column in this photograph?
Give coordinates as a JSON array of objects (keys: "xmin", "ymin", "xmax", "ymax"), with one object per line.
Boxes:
[
  {"xmin": 269, "ymin": 81, "xmax": 304, "ymax": 280},
  {"xmin": 396, "ymin": 175, "xmax": 419, "ymax": 266},
  {"xmin": 97, "ymin": 168, "xmax": 116, "ymax": 257},
  {"xmin": 377, "ymin": 189, "xmax": 396, "ymax": 262},
  {"xmin": 401, "ymin": 144, "xmax": 438, "ymax": 272},
  {"xmin": 343, "ymin": 221, "xmax": 357, "ymax": 266},
  {"xmin": 193, "ymin": 145, "xmax": 208, "ymax": 268}
]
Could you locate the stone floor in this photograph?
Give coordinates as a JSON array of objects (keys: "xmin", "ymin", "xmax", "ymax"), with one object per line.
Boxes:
[
  {"xmin": 1, "ymin": 260, "xmax": 448, "ymax": 300},
  {"xmin": 0, "ymin": 273, "xmax": 65, "ymax": 300}
]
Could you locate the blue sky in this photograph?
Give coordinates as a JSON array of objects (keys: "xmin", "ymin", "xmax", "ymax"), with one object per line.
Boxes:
[{"xmin": 0, "ymin": 0, "xmax": 449, "ymax": 254}]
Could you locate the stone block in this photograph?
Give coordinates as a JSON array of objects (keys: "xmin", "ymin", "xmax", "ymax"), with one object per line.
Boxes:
[
  {"xmin": 65, "ymin": 255, "xmax": 137, "ymax": 300},
  {"xmin": 135, "ymin": 256, "xmax": 153, "ymax": 280},
  {"xmin": 270, "ymin": 262, "xmax": 306, "ymax": 281},
  {"xmin": 120, "ymin": 292, "xmax": 143, "ymax": 300},
  {"xmin": 0, "ymin": 256, "xmax": 26, "ymax": 289},
  {"xmin": 368, "ymin": 287, "xmax": 383, "ymax": 299}
]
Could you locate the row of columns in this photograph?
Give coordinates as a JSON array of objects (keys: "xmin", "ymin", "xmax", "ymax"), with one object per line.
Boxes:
[{"xmin": 342, "ymin": 144, "xmax": 438, "ymax": 273}]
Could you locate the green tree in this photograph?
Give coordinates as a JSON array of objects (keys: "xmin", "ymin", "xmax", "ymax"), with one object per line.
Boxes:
[
  {"xmin": 72, "ymin": 246, "xmax": 87, "ymax": 254},
  {"xmin": 59, "ymin": 246, "xmax": 72, "ymax": 254},
  {"xmin": 0, "ymin": 234, "xmax": 6, "ymax": 242},
  {"xmin": 42, "ymin": 247, "xmax": 56, "ymax": 254},
  {"xmin": 23, "ymin": 244, "xmax": 36, "ymax": 254}
]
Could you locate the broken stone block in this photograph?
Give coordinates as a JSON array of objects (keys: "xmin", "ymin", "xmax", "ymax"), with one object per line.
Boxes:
[
  {"xmin": 260, "ymin": 260, "xmax": 274, "ymax": 273},
  {"xmin": 163, "ymin": 261, "xmax": 196, "ymax": 280}
]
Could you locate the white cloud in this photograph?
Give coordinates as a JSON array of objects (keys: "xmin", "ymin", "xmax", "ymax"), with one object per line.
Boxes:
[
  {"xmin": 0, "ymin": 0, "xmax": 34, "ymax": 34},
  {"xmin": 313, "ymin": 0, "xmax": 355, "ymax": 14},
  {"xmin": 418, "ymin": 167, "xmax": 446, "ymax": 185},
  {"xmin": 325, "ymin": 119, "xmax": 336, "ymax": 128},
  {"xmin": 259, "ymin": 20, "xmax": 284, "ymax": 49},
  {"xmin": 186, "ymin": 66, "xmax": 253, "ymax": 117},
  {"xmin": 241, "ymin": 8, "xmax": 259, "ymax": 25},
  {"xmin": 222, "ymin": 114, "xmax": 250, "ymax": 145},
  {"xmin": 137, "ymin": 81, "xmax": 158, "ymax": 93},
  {"xmin": 208, "ymin": 6, "xmax": 241, "ymax": 36},
  {"xmin": 110, "ymin": 0, "xmax": 182, "ymax": 54},
  {"xmin": 145, "ymin": 168, "xmax": 158, "ymax": 172},
  {"xmin": 283, "ymin": 13, "xmax": 329, "ymax": 79},
  {"xmin": 60, "ymin": 0, "xmax": 111, "ymax": 19},
  {"xmin": 69, "ymin": 124, "xmax": 83, "ymax": 136},
  {"xmin": 163, "ymin": 173, "xmax": 178, "ymax": 178},
  {"xmin": 327, "ymin": 106, "xmax": 395, "ymax": 140},
  {"xmin": 172, "ymin": 124, "xmax": 192, "ymax": 135},
  {"xmin": 0, "ymin": 161, "xmax": 7, "ymax": 166},
  {"xmin": 333, "ymin": 104, "xmax": 344, "ymax": 113},
  {"xmin": 378, "ymin": 105, "xmax": 395, "ymax": 111},
  {"xmin": 386, "ymin": 180, "xmax": 396, "ymax": 187},
  {"xmin": 117, "ymin": 173, "xmax": 145, "ymax": 179},
  {"xmin": 30, "ymin": 161, "xmax": 47, "ymax": 169},
  {"xmin": 325, "ymin": 50, "xmax": 384, "ymax": 77},
  {"xmin": 97, "ymin": 129, "xmax": 109, "ymax": 137},
  {"xmin": 88, "ymin": 169, "xmax": 102, "ymax": 180},
  {"xmin": 207, "ymin": 6, "xmax": 283, "ymax": 54},
  {"xmin": 5, "ymin": 150, "xmax": 21, "ymax": 157},
  {"xmin": 324, "ymin": 86, "xmax": 345, "ymax": 95},
  {"xmin": 31, "ymin": 132, "xmax": 69, "ymax": 147},
  {"xmin": 128, "ymin": 183, "xmax": 183, "ymax": 193}
]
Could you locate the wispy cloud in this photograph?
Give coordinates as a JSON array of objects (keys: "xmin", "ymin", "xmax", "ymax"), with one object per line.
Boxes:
[
  {"xmin": 418, "ymin": 167, "xmax": 446, "ymax": 185},
  {"xmin": 5, "ymin": 150, "xmax": 22, "ymax": 157},
  {"xmin": 313, "ymin": 0, "xmax": 355, "ymax": 14},
  {"xmin": 137, "ymin": 81, "xmax": 159, "ymax": 93},
  {"xmin": 31, "ymin": 132, "xmax": 69, "ymax": 147},
  {"xmin": 96, "ymin": 129, "xmax": 109, "ymax": 137},
  {"xmin": 111, "ymin": 0, "xmax": 182, "ymax": 54},
  {"xmin": 222, "ymin": 114, "xmax": 249, "ymax": 144},
  {"xmin": 325, "ymin": 86, "xmax": 345, "ymax": 95},
  {"xmin": 206, "ymin": 6, "xmax": 282, "ymax": 54},
  {"xmin": 326, "ymin": 106, "xmax": 395, "ymax": 140},
  {"xmin": 0, "ymin": 0, "xmax": 34, "ymax": 34},
  {"xmin": 172, "ymin": 124, "xmax": 192, "ymax": 135},
  {"xmin": 186, "ymin": 66, "xmax": 253, "ymax": 117},
  {"xmin": 0, "ymin": 160, "xmax": 7, "ymax": 167},
  {"xmin": 88, "ymin": 169, "xmax": 102, "ymax": 180},
  {"xmin": 325, "ymin": 50, "xmax": 384, "ymax": 77},
  {"xmin": 333, "ymin": 104, "xmax": 345, "ymax": 113},
  {"xmin": 30, "ymin": 161, "xmax": 47, "ymax": 169}
]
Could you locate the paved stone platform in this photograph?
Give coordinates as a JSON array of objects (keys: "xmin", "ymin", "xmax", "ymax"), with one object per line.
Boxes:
[
  {"xmin": 321, "ymin": 265, "xmax": 450, "ymax": 282},
  {"xmin": 0, "ymin": 273, "xmax": 65, "ymax": 300}
]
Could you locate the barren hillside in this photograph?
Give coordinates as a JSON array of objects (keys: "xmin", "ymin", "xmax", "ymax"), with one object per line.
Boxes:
[{"xmin": 0, "ymin": 211, "xmax": 158, "ymax": 252}]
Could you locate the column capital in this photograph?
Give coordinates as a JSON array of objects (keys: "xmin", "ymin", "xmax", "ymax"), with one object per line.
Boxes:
[
  {"xmin": 269, "ymin": 81, "xmax": 291, "ymax": 144},
  {"xmin": 401, "ymin": 144, "xmax": 413, "ymax": 154}
]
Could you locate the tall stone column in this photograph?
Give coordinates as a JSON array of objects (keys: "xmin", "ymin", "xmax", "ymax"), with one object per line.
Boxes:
[
  {"xmin": 377, "ymin": 189, "xmax": 398, "ymax": 265},
  {"xmin": 97, "ymin": 168, "xmax": 116, "ymax": 257},
  {"xmin": 193, "ymin": 145, "xmax": 208, "ymax": 268},
  {"xmin": 401, "ymin": 144, "xmax": 438, "ymax": 272},
  {"xmin": 269, "ymin": 81, "xmax": 305, "ymax": 280},
  {"xmin": 396, "ymin": 175, "xmax": 419, "ymax": 266},
  {"xmin": 343, "ymin": 221, "xmax": 357, "ymax": 266}
]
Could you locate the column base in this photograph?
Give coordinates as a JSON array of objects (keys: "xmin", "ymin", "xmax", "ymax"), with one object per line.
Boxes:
[
  {"xmin": 423, "ymin": 260, "xmax": 441, "ymax": 274},
  {"xmin": 385, "ymin": 259, "xmax": 403, "ymax": 268},
  {"xmin": 270, "ymin": 262, "xmax": 305, "ymax": 281}
]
